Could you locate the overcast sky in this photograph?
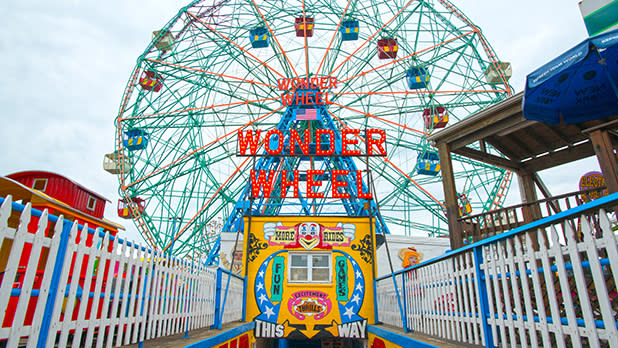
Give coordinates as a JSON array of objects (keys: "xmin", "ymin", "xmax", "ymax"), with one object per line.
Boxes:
[{"xmin": 0, "ymin": 1, "xmax": 594, "ymax": 243}]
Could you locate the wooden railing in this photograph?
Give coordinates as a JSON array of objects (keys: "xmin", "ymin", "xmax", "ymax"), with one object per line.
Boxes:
[{"xmin": 458, "ymin": 187, "xmax": 608, "ymax": 244}]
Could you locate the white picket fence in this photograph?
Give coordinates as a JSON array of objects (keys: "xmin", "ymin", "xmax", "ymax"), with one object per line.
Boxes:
[
  {"xmin": 377, "ymin": 193, "xmax": 618, "ymax": 347},
  {"xmin": 376, "ymin": 250, "xmax": 485, "ymax": 345},
  {"xmin": 218, "ymin": 271, "xmax": 245, "ymax": 325},
  {"xmin": 0, "ymin": 195, "xmax": 243, "ymax": 347}
]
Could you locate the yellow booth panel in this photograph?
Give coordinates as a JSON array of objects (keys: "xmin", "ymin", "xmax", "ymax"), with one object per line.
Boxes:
[{"xmin": 244, "ymin": 216, "xmax": 376, "ymax": 341}]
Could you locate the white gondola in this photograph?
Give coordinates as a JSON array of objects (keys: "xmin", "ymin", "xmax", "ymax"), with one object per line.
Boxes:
[
  {"xmin": 103, "ymin": 152, "xmax": 130, "ymax": 175},
  {"xmin": 484, "ymin": 61, "xmax": 512, "ymax": 84},
  {"xmin": 152, "ymin": 30, "xmax": 175, "ymax": 51}
]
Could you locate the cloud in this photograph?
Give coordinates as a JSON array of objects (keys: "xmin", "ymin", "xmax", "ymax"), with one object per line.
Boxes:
[
  {"xmin": 0, "ymin": 0, "xmax": 187, "ymax": 242},
  {"xmin": 0, "ymin": 0, "xmax": 601, "ymax": 243}
]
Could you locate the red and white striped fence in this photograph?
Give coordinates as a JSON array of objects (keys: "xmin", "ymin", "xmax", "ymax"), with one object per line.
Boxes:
[{"xmin": 0, "ymin": 195, "xmax": 242, "ymax": 347}]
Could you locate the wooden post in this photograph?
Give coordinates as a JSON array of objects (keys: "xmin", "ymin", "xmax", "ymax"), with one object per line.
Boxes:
[
  {"xmin": 589, "ymin": 129, "xmax": 618, "ymax": 219},
  {"xmin": 518, "ymin": 171, "xmax": 541, "ymax": 249},
  {"xmin": 438, "ymin": 143, "xmax": 463, "ymax": 249},
  {"xmin": 589, "ymin": 129, "xmax": 618, "ymax": 194},
  {"xmin": 518, "ymin": 171, "xmax": 541, "ymax": 223}
]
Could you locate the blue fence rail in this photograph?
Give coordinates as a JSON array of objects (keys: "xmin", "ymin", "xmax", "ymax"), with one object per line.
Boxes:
[{"xmin": 376, "ymin": 192, "xmax": 618, "ymax": 347}]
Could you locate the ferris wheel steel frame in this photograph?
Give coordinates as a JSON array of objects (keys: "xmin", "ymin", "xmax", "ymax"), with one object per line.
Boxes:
[{"xmin": 114, "ymin": 0, "xmax": 513, "ymax": 262}]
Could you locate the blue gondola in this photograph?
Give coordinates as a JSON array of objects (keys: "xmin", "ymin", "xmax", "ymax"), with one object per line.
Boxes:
[
  {"xmin": 123, "ymin": 129, "xmax": 149, "ymax": 151},
  {"xmin": 407, "ymin": 67, "xmax": 430, "ymax": 90},
  {"xmin": 249, "ymin": 27, "xmax": 269, "ymax": 48},
  {"xmin": 416, "ymin": 152, "xmax": 440, "ymax": 176},
  {"xmin": 340, "ymin": 20, "xmax": 359, "ymax": 41}
]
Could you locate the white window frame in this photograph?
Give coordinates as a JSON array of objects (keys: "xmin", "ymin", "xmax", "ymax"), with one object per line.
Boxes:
[
  {"xmin": 288, "ymin": 252, "xmax": 332, "ymax": 284},
  {"xmin": 32, "ymin": 178, "xmax": 48, "ymax": 192},
  {"xmin": 87, "ymin": 195, "xmax": 96, "ymax": 211}
]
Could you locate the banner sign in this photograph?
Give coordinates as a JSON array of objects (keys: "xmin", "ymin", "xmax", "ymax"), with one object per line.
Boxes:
[
  {"xmin": 271, "ymin": 256, "xmax": 285, "ymax": 302},
  {"xmin": 336, "ymin": 256, "xmax": 348, "ymax": 302},
  {"xmin": 579, "ymin": 171, "xmax": 608, "ymax": 202}
]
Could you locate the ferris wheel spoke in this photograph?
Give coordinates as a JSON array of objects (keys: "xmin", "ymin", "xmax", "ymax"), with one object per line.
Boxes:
[
  {"xmin": 338, "ymin": 29, "xmax": 475, "ymax": 86},
  {"xmin": 133, "ymin": 148, "xmax": 232, "ymax": 200},
  {"xmin": 376, "ymin": 174, "xmax": 443, "ymax": 219},
  {"xmin": 123, "ymin": 106, "xmax": 283, "ymax": 190},
  {"xmin": 328, "ymin": 0, "xmax": 415, "ymax": 77},
  {"xmin": 145, "ymin": 58, "xmax": 277, "ymax": 89},
  {"xmin": 329, "ymin": 101, "xmax": 426, "ymax": 136},
  {"xmin": 172, "ymin": 184, "xmax": 247, "ymax": 255},
  {"xmin": 187, "ymin": 11, "xmax": 287, "ymax": 79},
  {"xmin": 162, "ymin": 156, "xmax": 252, "ymax": 253},
  {"xmin": 380, "ymin": 156, "xmax": 444, "ymax": 208},
  {"xmin": 120, "ymin": 96, "xmax": 280, "ymax": 122},
  {"xmin": 136, "ymin": 148, "xmax": 235, "ymax": 199},
  {"xmin": 247, "ymin": 0, "xmax": 300, "ymax": 78},
  {"xmin": 135, "ymin": 146, "xmax": 233, "ymax": 195},
  {"xmin": 314, "ymin": 0, "xmax": 355, "ymax": 76},
  {"xmin": 165, "ymin": 182, "xmax": 218, "ymax": 249}
]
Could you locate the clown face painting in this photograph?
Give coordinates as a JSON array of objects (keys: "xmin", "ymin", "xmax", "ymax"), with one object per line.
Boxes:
[{"xmin": 298, "ymin": 222, "xmax": 320, "ymax": 250}]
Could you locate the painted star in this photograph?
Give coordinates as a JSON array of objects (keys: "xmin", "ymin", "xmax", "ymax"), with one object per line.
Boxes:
[
  {"xmin": 356, "ymin": 270, "xmax": 362, "ymax": 279},
  {"xmin": 264, "ymin": 305, "xmax": 275, "ymax": 319},
  {"xmin": 355, "ymin": 283, "xmax": 363, "ymax": 292},
  {"xmin": 350, "ymin": 293, "xmax": 361, "ymax": 305},
  {"xmin": 343, "ymin": 306, "xmax": 355, "ymax": 319},
  {"xmin": 258, "ymin": 293, "xmax": 268, "ymax": 304},
  {"xmin": 257, "ymin": 282, "xmax": 264, "ymax": 291},
  {"xmin": 258, "ymin": 270, "xmax": 265, "ymax": 278}
]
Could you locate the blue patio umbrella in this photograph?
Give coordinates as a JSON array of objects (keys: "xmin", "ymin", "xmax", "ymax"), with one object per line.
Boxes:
[{"xmin": 523, "ymin": 29, "xmax": 618, "ymax": 124}]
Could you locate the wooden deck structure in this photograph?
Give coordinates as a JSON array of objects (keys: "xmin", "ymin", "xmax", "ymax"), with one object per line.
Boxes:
[{"xmin": 428, "ymin": 92, "xmax": 618, "ymax": 248}]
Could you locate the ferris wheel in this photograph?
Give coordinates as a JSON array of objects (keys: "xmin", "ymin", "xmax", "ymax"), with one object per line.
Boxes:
[{"xmin": 109, "ymin": 0, "xmax": 513, "ymax": 259}]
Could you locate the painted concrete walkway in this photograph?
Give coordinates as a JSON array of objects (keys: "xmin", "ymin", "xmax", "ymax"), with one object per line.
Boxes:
[
  {"xmin": 372, "ymin": 324, "xmax": 482, "ymax": 348},
  {"xmin": 121, "ymin": 322, "xmax": 482, "ymax": 348},
  {"xmin": 122, "ymin": 322, "xmax": 246, "ymax": 348}
]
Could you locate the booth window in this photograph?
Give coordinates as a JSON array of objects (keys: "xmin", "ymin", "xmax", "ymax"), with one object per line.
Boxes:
[
  {"xmin": 87, "ymin": 196, "xmax": 96, "ymax": 211},
  {"xmin": 32, "ymin": 178, "xmax": 48, "ymax": 192},
  {"xmin": 289, "ymin": 252, "xmax": 331, "ymax": 283}
]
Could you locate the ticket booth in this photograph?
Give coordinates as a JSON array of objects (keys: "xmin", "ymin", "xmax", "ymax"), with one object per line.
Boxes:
[{"xmin": 244, "ymin": 216, "xmax": 375, "ymax": 347}]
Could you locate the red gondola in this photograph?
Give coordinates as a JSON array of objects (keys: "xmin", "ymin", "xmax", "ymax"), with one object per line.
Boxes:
[
  {"xmin": 295, "ymin": 17, "xmax": 314, "ymax": 37},
  {"xmin": 377, "ymin": 38, "xmax": 398, "ymax": 59},
  {"xmin": 423, "ymin": 106, "xmax": 449, "ymax": 129},
  {"xmin": 139, "ymin": 71, "xmax": 163, "ymax": 92},
  {"xmin": 458, "ymin": 193, "xmax": 472, "ymax": 216},
  {"xmin": 118, "ymin": 197, "xmax": 146, "ymax": 218}
]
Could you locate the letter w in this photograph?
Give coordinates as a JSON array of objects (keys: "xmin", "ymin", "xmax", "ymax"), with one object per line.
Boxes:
[
  {"xmin": 238, "ymin": 129, "xmax": 261, "ymax": 155},
  {"xmin": 251, "ymin": 170, "xmax": 277, "ymax": 197},
  {"xmin": 337, "ymin": 323, "xmax": 352, "ymax": 337},
  {"xmin": 278, "ymin": 78, "xmax": 291, "ymax": 90}
]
